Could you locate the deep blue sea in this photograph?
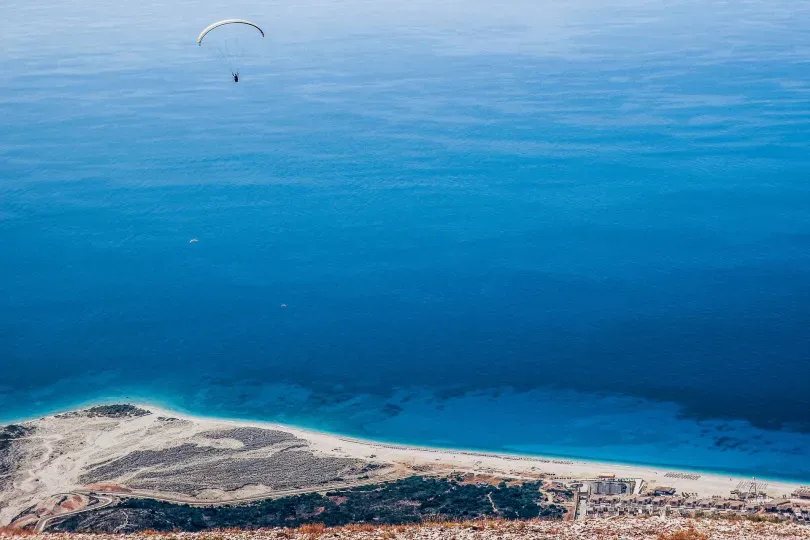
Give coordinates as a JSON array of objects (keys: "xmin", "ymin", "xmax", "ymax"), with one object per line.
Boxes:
[{"xmin": 2, "ymin": 0, "xmax": 810, "ymax": 481}]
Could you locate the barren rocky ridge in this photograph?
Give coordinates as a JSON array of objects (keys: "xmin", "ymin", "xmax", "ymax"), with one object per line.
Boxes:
[{"xmin": 4, "ymin": 518, "xmax": 810, "ymax": 539}]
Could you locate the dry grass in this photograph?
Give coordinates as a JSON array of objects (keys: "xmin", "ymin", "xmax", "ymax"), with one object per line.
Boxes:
[
  {"xmin": 3, "ymin": 517, "xmax": 808, "ymax": 540},
  {"xmin": 658, "ymin": 528, "xmax": 709, "ymax": 540},
  {"xmin": 342, "ymin": 524, "xmax": 378, "ymax": 532},
  {"xmin": 748, "ymin": 514, "xmax": 784, "ymax": 523},
  {"xmin": 0, "ymin": 528, "xmax": 36, "ymax": 537},
  {"xmin": 285, "ymin": 519, "xmax": 512, "ymax": 538},
  {"xmin": 295, "ymin": 523, "xmax": 326, "ymax": 538}
]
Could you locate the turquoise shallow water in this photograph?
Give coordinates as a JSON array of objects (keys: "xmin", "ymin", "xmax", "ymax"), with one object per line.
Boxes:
[{"xmin": 2, "ymin": 0, "xmax": 810, "ymax": 481}]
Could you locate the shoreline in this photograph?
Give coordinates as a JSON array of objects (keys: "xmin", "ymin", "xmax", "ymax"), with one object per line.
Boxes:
[
  {"xmin": 7, "ymin": 400, "xmax": 808, "ymax": 494},
  {"xmin": 198, "ymin": 411, "xmax": 810, "ymax": 486}
]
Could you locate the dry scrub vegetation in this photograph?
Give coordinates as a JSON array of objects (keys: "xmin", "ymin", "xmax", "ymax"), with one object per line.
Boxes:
[
  {"xmin": 3, "ymin": 518, "xmax": 810, "ymax": 539},
  {"xmin": 657, "ymin": 527, "xmax": 709, "ymax": 540}
]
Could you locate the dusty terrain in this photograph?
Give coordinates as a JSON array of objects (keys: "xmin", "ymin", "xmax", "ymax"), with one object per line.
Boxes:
[
  {"xmin": 0, "ymin": 406, "xmax": 393, "ymax": 529},
  {"xmin": 3, "ymin": 518, "xmax": 810, "ymax": 539}
]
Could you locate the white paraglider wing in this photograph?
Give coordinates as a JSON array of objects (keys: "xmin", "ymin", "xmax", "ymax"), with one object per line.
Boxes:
[{"xmin": 197, "ymin": 19, "xmax": 265, "ymax": 46}]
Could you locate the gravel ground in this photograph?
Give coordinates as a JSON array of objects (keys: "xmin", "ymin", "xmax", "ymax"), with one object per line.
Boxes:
[
  {"xmin": 125, "ymin": 451, "xmax": 369, "ymax": 493},
  {"xmin": 5, "ymin": 518, "xmax": 810, "ymax": 539},
  {"xmin": 0, "ymin": 425, "xmax": 33, "ymax": 492},
  {"xmin": 79, "ymin": 428, "xmax": 368, "ymax": 495},
  {"xmin": 202, "ymin": 428, "xmax": 296, "ymax": 450}
]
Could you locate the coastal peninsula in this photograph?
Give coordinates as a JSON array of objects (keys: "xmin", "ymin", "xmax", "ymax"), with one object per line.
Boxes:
[{"xmin": 1, "ymin": 404, "xmax": 809, "ymax": 536}]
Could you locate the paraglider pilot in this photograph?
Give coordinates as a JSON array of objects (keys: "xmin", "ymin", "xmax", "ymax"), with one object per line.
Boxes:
[{"xmin": 233, "ymin": 73, "xmax": 239, "ymax": 83}]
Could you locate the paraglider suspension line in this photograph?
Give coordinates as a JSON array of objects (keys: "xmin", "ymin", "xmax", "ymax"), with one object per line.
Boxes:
[{"xmin": 214, "ymin": 39, "xmax": 239, "ymax": 78}]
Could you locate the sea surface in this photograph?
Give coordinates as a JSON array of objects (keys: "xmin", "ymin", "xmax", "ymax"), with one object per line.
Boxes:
[{"xmin": 2, "ymin": 0, "xmax": 810, "ymax": 481}]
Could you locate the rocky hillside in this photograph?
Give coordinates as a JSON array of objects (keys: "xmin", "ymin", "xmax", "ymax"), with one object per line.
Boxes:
[{"xmin": 3, "ymin": 518, "xmax": 810, "ymax": 539}]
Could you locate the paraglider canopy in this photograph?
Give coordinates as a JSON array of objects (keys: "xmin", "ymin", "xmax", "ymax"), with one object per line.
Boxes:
[{"xmin": 197, "ymin": 19, "xmax": 265, "ymax": 46}]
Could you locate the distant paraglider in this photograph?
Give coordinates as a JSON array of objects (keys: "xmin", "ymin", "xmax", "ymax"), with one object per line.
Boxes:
[{"xmin": 197, "ymin": 19, "xmax": 265, "ymax": 82}]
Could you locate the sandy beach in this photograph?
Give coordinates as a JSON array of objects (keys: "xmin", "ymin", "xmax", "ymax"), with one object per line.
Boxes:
[
  {"xmin": 1, "ymin": 403, "xmax": 807, "ymax": 529},
  {"xmin": 136, "ymin": 403, "xmax": 807, "ymax": 498}
]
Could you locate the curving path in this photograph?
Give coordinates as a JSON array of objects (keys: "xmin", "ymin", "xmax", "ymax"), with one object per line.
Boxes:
[
  {"xmin": 77, "ymin": 472, "xmax": 413, "ymax": 508},
  {"xmin": 35, "ymin": 494, "xmax": 116, "ymax": 532},
  {"xmin": 37, "ymin": 471, "xmax": 413, "ymax": 532}
]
